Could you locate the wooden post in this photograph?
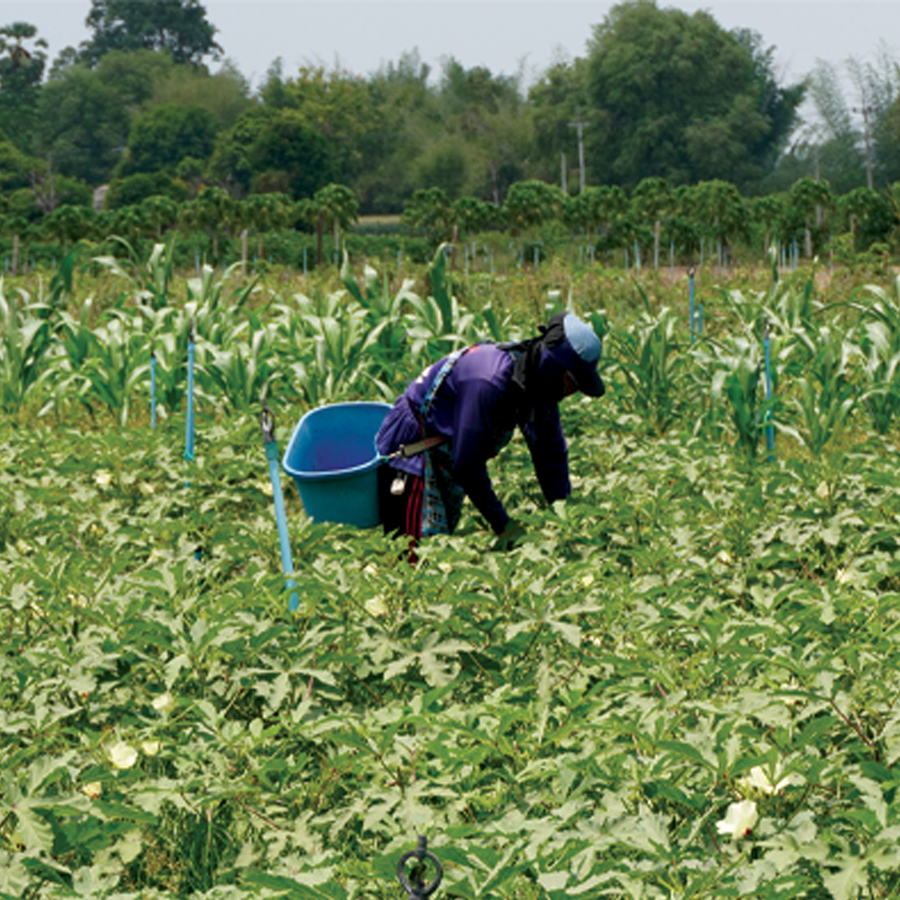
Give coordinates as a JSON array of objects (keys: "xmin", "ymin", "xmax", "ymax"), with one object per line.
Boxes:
[
  {"xmin": 12, "ymin": 234, "xmax": 19, "ymax": 276},
  {"xmin": 241, "ymin": 229, "xmax": 248, "ymax": 278}
]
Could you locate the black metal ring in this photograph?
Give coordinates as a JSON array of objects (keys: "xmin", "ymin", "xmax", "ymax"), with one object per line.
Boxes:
[{"xmin": 397, "ymin": 836, "xmax": 442, "ymax": 899}]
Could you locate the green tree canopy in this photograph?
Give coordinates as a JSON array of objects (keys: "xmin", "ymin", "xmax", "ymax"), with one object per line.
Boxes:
[
  {"xmin": 118, "ymin": 102, "xmax": 218, "ymax": 176},
  {"xmin": 35, "ymin": 65, "xmax": 131, "ymax": 185},
  {"xmin": 0, "ymin": 22, "xmax": 47, "ymax": 150},
  {"xmin": 105, "ymin": 171, "xmax": 189, "ymax": 208},
  {"xmin": 584, "ymin": 0, "xmax": 804, "ymax": 191},
  {"xmin": 0, "ymin": 136, "xmax": 37, "ymax": 194},
  {"xmin": 78, "ymin": 0, "xmax": 222, "ymax": 67},
  {"xmin": 436, "ymin": 58, "xmax": 530, "ymax": 203},
  {"xmin": 355, "ymin": 51, "xmax": 440, "ymax": 212},
  {"xmin": 400, "ymin": 187, "xmax": 455, "ymax": 244},
  {"xmin": 208, "ymin": 107, "xmax": 337, "ymax": 199},
  {"xmin": 528, "ymin": 56, "xmax": 590, "ymax": 185},
  {"xmin": 503, "ymin": 180, "xmax": 565, "ymax": 235},
  {"xmin": 35, "ymin": 50, "xmax": 178, "ymax": 185},
  {"xmin": 149, "ymin": 59, "xmax": 252, "ymax": 131}
]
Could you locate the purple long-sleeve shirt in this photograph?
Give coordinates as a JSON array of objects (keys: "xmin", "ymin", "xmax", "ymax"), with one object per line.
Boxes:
[{"xmin": 375, "ymin": 344, "xmax": 571, "ymax": 533}]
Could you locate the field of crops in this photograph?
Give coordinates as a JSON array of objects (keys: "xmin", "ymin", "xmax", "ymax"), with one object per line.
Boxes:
[{"xmin": 4, "ymin": 244, "xmax": 900, "ymax": 899}]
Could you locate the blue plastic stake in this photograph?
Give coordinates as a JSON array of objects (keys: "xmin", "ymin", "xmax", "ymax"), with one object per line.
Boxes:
[
  {"xmin": 764, "ymin": 319, "xmax": 774, "ymax": 458},
  {"xmin": 185, "ymin": 320, "xmax": 196, "ymax": 463},
  {"xmin": 261, "ymin": 405, "xmax": 299, "ymax": 612},
  {"xmin": 689, "ymin": 266, "xmax": 696, "ymax": 342},
  {"xmin": 150, "ymin": 349, "xmax": 157, "ymax": 430}
]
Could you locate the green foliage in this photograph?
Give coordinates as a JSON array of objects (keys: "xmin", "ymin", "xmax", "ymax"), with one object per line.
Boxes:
[
  {"xmin": 0, "ymin": 279, "xmax": 52, "ymax": 412},
  {"xmin": 5, "ymin": 392, "xmax": 900, "ymax": 897},
  {"xmin": 0, "ymin": 22, "xmax": 47, "ymax": 149},
  {"xmin": 118, "ymin": 103, "xmax": 218, "ymax": 177},
  {"xmin": 503, "ymin": 181, "xmax": 565, "ymax": 236},
  {"xmin": 210, "ymin": 108, "xmax": 337, "ymax": 201},
  {"xmin": 585, "ymin": 0, "xmax": 804, "ymax": 191},
  {"xmin": 606, "ymin": 297, "xmax": 687, "ymax": 435},
  {"xmin": 8, "ymin": 257, "xmax": 900, "ymax": 900},
  {"xmin": 850, "ymin": 278, "xmax": 900, "ymax": 433},
  {"xmin": 400, "ymin": 188, "xmax": 455, "ymax": 245},
  {"xmin": 35, "ymin": 63, "xmax": 134, "ymax": 186},
  {"xmin": 79, "ymin": 0, "xmax": 223, "ymax": 67}
]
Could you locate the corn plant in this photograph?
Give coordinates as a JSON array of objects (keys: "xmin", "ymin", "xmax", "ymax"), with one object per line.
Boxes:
[
  {"xmin": 606, "ymin": 299, "xmax": 688, "ymax": 435},
  {"xmin": 778, "ymin": 327, "xmax": 858, "ymax": 458},
  {"xmin": 46, "ymin": 309, "xmax": 151, "ymax": 425},
  {"xmin": 286, "ymin": 292, "xmax": 392, "ymax": 406},
  {"xmin": 764, "ymin": 274, "xmax": 817, "ymax": 332},
  {"xmin": 340, "ymin": 252, "xmax": 415, "ymax": 388},
  {"xmin": 405, "ymin": 244, "xmax": 477, "ymax": 363},
  {"xmin": 139, "ymin": 312, "xmax": 193, "ymax": 416},
  {"xmin": 780, "ymin": 373, "xmax": 856, "ymax": 459},
  {"xmin": 92, "ymin": 239, "xmax": 176, "ymax": 311},
  {"xmin": 202, "ymin": 319, "xmax": 283, "ymax": 413},
  {"xmin": 849, "ymin": 279, "xmax": 900, "ymax": 433},
  {"xmin": 708, "ymin": 335, "xmax": 766, "ymax": 460},
  {"xmin": 43, "ymin": 297, "xmax": 105, "ymax": 421},
  {"xmin": 186, "ymin": 262, "xmax": 260, "ymax": 347},
  {"xmin": 0, "ymin": 282, "xmax": 53, "ymax": 413},
  {"xmin": 79, "ymin": 312, "xmax": 152, "ymax": 425}
]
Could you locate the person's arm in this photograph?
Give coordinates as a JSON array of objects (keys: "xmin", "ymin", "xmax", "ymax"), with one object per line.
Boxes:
[
  {"xmin": 451, "ymin": 377, "xmax": 510, "ymax": 534},
  {"xmin": 522, "ymin": 404, "xmax": 571, "ymax": 503}
]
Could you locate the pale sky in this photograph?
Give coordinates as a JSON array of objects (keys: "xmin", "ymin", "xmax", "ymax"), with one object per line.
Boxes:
[{"xmin": 3, "ymin": 0, "xmax": 898, "ymax": 97}]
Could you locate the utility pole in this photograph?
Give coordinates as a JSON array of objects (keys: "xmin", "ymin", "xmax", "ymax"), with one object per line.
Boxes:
[
  {"xmin": 853, "ymin": 84, "xmax": 875, "ymax": 190},
  {"xmin": 568, "ymin": 114, "xmax": 587, "ymax": 194}
]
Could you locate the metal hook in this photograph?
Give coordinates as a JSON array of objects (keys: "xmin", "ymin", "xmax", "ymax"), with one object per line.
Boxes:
[
  {"xmin": 397, "ymin": 836, "xmax": 442, "ymax": 900},
  {"xmin": 260, "ymin": 399, "xmax": 276, "ymax": 445}
]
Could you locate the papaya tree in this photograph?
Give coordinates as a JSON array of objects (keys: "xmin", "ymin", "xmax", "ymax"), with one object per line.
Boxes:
[
  {"xmin": 298, "ymin": 183, "xmax": 358, "ymax": 265},
  {"xmin": 789, "ymin": 177, "xmax": 834, "ymax": 256},
  {"xmin": 630, "ymin": 176, "xmax": 673, "ymax": 268}
]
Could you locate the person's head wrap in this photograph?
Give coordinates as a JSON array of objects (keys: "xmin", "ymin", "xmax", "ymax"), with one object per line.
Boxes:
[
  {"xmin": 503, "ymin": 312, "xmax": 605, "ymax": 415},
  {"xmin": 541, "ymin": 312, "xmax": 605, "ymax": 397}
]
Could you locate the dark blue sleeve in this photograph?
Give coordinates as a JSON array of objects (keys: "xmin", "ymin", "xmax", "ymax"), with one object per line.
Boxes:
[
  {"xmin": 522, "ymin": 405, "xmax": 571, "ymax": 503},
  {"xmin": 451, "ymin": 377, "xmax": 510, "ymax": 534}
]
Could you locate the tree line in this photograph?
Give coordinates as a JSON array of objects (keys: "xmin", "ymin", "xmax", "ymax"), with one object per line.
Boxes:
[
  {"xmin": 0, "ymin": 0, "xmax": 898, "ymax": 255},
  {"xmin": 3, "ymin": 172, "xmax": 898, "ymax": 277}
]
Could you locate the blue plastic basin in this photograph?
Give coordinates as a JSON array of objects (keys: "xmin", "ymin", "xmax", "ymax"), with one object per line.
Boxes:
[{"xmin": 282, "ymin": 402, "xmax": 391, "ymax": 528}]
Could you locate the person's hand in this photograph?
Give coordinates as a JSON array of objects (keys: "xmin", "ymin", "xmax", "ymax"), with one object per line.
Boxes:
[{"xmin": 493, "ymin": 520, "xmax": 526, "ymax": 552}]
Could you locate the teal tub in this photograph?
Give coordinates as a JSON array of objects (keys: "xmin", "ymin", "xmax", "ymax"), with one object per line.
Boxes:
[{"xmin": 283, "ymin": 402, "xmax": 391, "ymax": 528}]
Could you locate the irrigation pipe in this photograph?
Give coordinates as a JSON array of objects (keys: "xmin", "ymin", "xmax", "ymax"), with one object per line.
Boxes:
[
  {"xmin": 185, "ymin": 318, "xmax": 196, "ymax": 463},
  {"xmin": 150, "ymin": 348, "xmax": 157, "ymax": 430},
  {"xmin": 763, "ymin": 319, "xmax": 775, "ymax": 458},
  {"xmin": 260, "ymin": 402, "xmax": 300, "ymax": 613},
  {"xmin": 689, "ymin": 266, "xmax": 696, "ymax": 342}
]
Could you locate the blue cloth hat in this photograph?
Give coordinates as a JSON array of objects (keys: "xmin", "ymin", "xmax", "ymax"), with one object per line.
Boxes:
[{"xmin": 544, "ymin": 312, "xmax": 605, "ymax": 397}]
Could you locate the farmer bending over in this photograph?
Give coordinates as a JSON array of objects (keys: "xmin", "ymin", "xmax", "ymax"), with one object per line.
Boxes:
[{"xmin": 375, "ymin": 311, "xmax": 605, "ymax": 544}]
